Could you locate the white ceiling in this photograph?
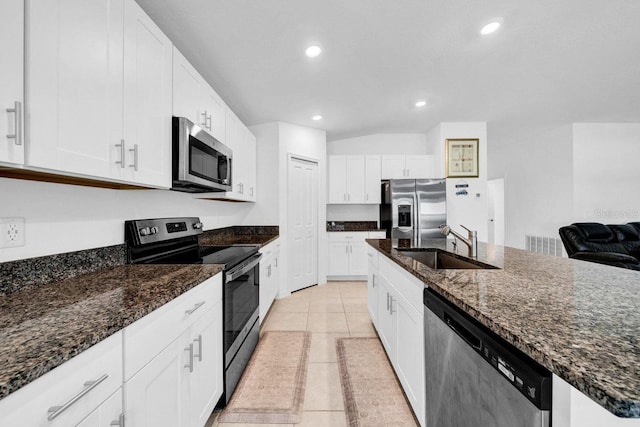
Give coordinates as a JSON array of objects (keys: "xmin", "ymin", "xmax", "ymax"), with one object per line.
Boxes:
[{"xmin": 137, "ymin": 0, "xmax": 640, "ymax": 142}]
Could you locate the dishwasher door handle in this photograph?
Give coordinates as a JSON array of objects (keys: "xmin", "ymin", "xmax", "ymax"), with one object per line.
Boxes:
[{"xmin": 444, "ymin": 312, "xmax": 482, "ymax": 352}]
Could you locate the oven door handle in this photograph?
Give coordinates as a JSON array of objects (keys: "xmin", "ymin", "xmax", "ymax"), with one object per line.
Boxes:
[{"xmin": 226, "ymin": 253, "xmax": 263, "ymax": 281}]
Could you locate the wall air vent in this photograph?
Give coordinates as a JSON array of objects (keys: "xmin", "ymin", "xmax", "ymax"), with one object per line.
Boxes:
[{"xmin": 525, "ymin": 235, "xmax": 565, "ymax": 257}]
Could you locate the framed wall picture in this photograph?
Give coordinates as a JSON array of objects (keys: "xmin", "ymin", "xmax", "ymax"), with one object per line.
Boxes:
[{"xmin": 445, "ymin": 138, "xmax": 479, "ymax": 178}]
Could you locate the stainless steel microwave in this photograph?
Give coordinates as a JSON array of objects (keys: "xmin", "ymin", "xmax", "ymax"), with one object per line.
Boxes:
[{"xmin": 172, "ymin": 116, "xmax": 232, "ymax": 193}]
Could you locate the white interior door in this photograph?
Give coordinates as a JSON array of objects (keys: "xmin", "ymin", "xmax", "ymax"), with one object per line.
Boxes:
[
  {"xmin": 487, "ymin": 178, "xmax": 505, "ymax": 246},
  {"xmin": 288, "ymin": 156, "xmax": 318, "ymax": 292}
]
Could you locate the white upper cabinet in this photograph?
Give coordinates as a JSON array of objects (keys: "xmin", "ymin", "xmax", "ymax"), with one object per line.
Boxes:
[
  {"xmin": 26, "ymin": 0, "xmax": 172, "ymax": 188},
  {"xmin": 365, "ymin": 155, "xmax": 381, "ymax": 203},
  {"xmin": 0, "ymin": 0, "xmax": 24, "ymax": 166},
  {"xmin": 27, "ymin": 0, "xmax": 125, "ymax": 180},
  {"xmin": 172, "ymin": 47, "xmax": 226, "ymax": 144},
  {"xmin": 122, "ymin": 0, "xmax": 172, "ymax": 188},
  {"xmin": 381, "ymin": 155, "xmax": 436, "ymax": 179},
  {"xmin": 244, "ymin": 127, "xmax": 257, "ymax": 201},
  {"xmin": 328, "ymin": 155, "xmax": 379, "ymax": 204},
  {"xmin": 328, "ymin": 156, "xmax": 347, "ymax": 203}
]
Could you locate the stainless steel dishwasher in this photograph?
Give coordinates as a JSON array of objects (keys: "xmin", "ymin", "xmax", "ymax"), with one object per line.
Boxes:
[{"xmin": 424, "ymin": 288, "xmax": 551, "ymax": 427}]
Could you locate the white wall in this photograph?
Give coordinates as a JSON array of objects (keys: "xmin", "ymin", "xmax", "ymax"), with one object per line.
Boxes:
[
  {"xmin": 488, "ymin": 124, "xmax": 574, "ymax": 248},
  {"xmin": 427, "ymin": 123, "xmax": 489, "ymax": 243},
  {"xmin": 326, "ymin": 205, "xmax": 378, "ymax": 222},
  {"xmin": 573, "ymin": 123, "xmax": 640, "ymax": 223},
  {"xmin": 327, "ymin": 133, "xmax": 427, "ymax": 155},
  {"xmin": 0, "ymin": 178, "xmax": 255, "ymax": 262}
]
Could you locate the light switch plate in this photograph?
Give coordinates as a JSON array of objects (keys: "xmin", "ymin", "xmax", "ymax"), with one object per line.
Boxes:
[{"xmin": 0, "ymin": 217, "xmax": 25, "ymax": 248}]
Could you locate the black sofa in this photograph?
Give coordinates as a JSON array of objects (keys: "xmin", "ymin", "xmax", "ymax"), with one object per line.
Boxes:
[{"xmin": 558, "ymin": 222, "xmax": 640, "ymax": 270}]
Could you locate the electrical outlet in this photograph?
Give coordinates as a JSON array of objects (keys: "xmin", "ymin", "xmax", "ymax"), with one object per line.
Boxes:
[{"xmin": 0, "ymin": 217, "xmax": 25, "ymax": 248}]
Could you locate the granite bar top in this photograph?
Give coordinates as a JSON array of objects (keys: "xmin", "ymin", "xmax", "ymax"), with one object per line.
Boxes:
[
  {"xmin": 199, "ymin": 225, "xmax": 279, "ymax": 247},
  {"xmin": 326, "ymin": 221, "xmax": 383, "ymax": 232},
  {"xmin": 0, "ymin": 263, "xmax": 223, "ymax": 400},
  {"xmin": 367, "ymin": 238, "xmax": 640, "ymax": 418}
]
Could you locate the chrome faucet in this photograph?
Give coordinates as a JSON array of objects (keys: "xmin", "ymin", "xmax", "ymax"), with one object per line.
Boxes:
[{"xmin": 440, "ymin": 224, "xmax": 478, "ymax": 258}]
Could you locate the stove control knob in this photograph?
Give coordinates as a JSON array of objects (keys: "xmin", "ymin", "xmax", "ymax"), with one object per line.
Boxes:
[
  {"xmin": 193, "ymin": 222, "xmax": 203, "ymax": 230},
  {"xmin": 139, "ymin": 227, "xmax": 151, "ymax": 236},
  {"xmin": 150, "ymin": 226, "xmax": 159, "ymax": 235}
]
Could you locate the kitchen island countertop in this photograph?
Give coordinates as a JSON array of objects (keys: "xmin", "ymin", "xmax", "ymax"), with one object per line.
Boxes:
[{"xmin": 367, "ymin": 238, "xmax": 640, "ymax": 418}]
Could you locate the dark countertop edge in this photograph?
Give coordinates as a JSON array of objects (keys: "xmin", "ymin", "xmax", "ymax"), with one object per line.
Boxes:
[
  {"xmin": 0, "ymin": 264, "xmax": 224, "ymax": 400},
  {"xmin": 327, "ymin": 229, "xmax": 385, "ymax": 233},
  {"xmin": 198, "ymin": 233, "xmax": 279, "ymax": 248},
  {"xmin": 257, "ymin": 235, "xmax": 279, "ymax": 247},
  {"xmin": 366, "ymin": 239, "xmax": 640, "ymax": 419}
]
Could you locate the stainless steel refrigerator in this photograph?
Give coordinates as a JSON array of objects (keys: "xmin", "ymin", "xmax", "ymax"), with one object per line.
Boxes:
[{"xmin": 380, "ymin": 179, "xmax": 447, "ymax": 242}]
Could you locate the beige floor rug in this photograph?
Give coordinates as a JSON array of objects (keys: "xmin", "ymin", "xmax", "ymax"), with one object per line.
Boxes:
[
  {"xmin": 218, "ymin": 331, "xmax": 311, "ymax": 424},
  {"xmin": 337, "ymin": 337, "xmax": 418, "ymax": 427}
]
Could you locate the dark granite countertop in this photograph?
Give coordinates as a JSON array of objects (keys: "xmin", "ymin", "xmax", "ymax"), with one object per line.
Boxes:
[
  {"xmin": 199, "ymin": 226, "xmax": 278, "ymax": 247},
  {"xmin": 0, "ymin": 263, "xmax": 223, "ymax": 400},
  {"xmin": 367, "ymin": 238, "xmax": 640, "ymax": 418},
  {"xmin": 326, "ymin": 221, "xmax": 384, "ymax": 232}
]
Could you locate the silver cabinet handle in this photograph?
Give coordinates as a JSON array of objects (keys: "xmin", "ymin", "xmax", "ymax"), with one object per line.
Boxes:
[
  {"xmin": 200, "ymin": 111, "xmax": 207, "ymax": 127},
  {"xmin": 47, "ymin": 374, "xmax": 109, "ymax": 420},
  {"xmin": 386, "ymin": 292, "xmax": 390, "ymax": 311},
  {"xmin": 115, "ymin": 139, "xmax": 126, "ymax": 168},
  {"xmin": 206, "ymin": 114, "xmax": 212, "ymax": 130},
  {"xmin": 185, "ymin": 301, "xmax": 205, "ymax": 315},
  {"xmin": 274, "ymin": 257, "xmax": 278, "ymax": 268},
  {"xmin": 193, "ymin": 334, "xmax": 203, "ymax": 362},
  {"xmin": 185, "ymin": 343, "xmax": 194, "ymax": 373},
  {"xmin": 129, "ymin": 144, "xmax": 138, "ymax": 171},
  {"xmin": 390, "ymin": 296, "xmax": 395, "ymax": 314},
  {"xmin": 372, "ymin": 274, "xmax": 376, "ymax": 287},
  {"xmin": 5, "ymin": 101, "xmax": 22, "ymax": 145},
  {"xmin": 366, "ymin": 193, "xmax": 369, "ymax": 201},
  {"xmin": 111, "ymin": 413, "xmax": 125, "ymax": 426}
]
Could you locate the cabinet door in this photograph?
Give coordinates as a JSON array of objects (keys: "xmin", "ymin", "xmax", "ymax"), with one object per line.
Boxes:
[
  {"xmin": 345, "ymin": 156, "xmax": 365, "ymax": 203},
  {"xmin": 259, "ymin": 253, "xmax": 274, "ymax": 321},
  {"xmin": 27, "ymin": 0, "xmax": 124, "ymax": 179},
  {"xmin": 376, "ymin": 274, "xmax": 396, "ymax": 360},
  {"xmin": 364, "ymin": 155, "xmax": 381, "ymax": 203},
  {"xmin": 367, "ymin": 262, "xmax": 378, "ymax": 326},
  {"xmin": 348, "ymin": 240, "xmax": 368, "ymax": 276},
  {"xmin": 123, "ymin": 0, "xmax": 172, "ymax": 188},
  {"xmin": 405, "ymin": 155, "xmax": 433, "ymax": 178},
  {"xmin": 125, "ymin": 338, "xmax": 189, "ymax": 427},
  {"xmin": 77, "ymin": 389, "xmax": 123, "ymax": 427},
  {"xmin": 328, "ymin": 241, "xmax": 350, "ymax": 276},
  {"xmin": 203, "ymin": 87, "xmax": 226, "ymax": 143},
  {"xmin": 172, "ymin": 47, "xmax": 205, "ymax": 127},
  {"xmin": 189, "ymin": 304, "xmax": 224, "ymax": 427},
  {"xmin": 244, "ymin": 127, "xmax": 257, "ymax": 201},
  {"xmin": 395, "ymin": 295, "xmax": 425, "ymax": 424},
  {"xmin": 328, "ymin": 156, "xmax": 347, "ymax": 203},
  {"xmin": 0, "ymin": 0, "xmax": 24, "ymax": 165},
  {"xmin": 224, "ymin": 108, "xmax": 243, "ymax": 198},
  {"xmin": 380, "ymin": 155, "xmax": 406, "ymax": 179}
]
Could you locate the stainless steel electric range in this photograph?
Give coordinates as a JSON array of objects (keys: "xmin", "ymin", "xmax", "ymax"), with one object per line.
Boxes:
[{"xmin": 124, "ymin": 217, "xmax": 262, "ymax": 406}]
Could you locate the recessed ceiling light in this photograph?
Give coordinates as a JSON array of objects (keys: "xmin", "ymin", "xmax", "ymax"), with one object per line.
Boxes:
[
  {"xmin": 305, "ymin": 45, "xmax": 322, "ymax": 58},
  {"xmin": 415, "ymin": 100, "xmax": 427, "ymax": 108},
  {"xmin": 480, "ymin": 20, "xmax": 502, "ymax": 36},
  {"xmin": 312, "ymin": 115, "xmax": 322, "ymax": 121}
]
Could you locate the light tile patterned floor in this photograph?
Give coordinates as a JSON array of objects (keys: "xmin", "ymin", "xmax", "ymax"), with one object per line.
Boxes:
[{"xmin": 208, "ymin": 281, "xmax": 378, "ymax": 427}]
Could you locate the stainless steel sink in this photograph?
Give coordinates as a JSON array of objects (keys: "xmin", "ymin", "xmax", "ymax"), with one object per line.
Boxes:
[{"xmin": 397, "ymin": 248, "xmax": 498, "ymax": 270}]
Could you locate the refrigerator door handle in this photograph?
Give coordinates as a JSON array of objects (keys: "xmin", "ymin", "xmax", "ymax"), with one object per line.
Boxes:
[{"xmin": 413, "ymin": 192, "xmax": 419, "ymax": 242}]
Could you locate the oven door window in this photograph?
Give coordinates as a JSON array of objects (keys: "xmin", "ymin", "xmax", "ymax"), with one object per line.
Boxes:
[
  {"xmin": 224, "ymin": 265, "xmax": 259, "ymax": 351},
  {"xmin": 189, "ymin": 135, "xmax": 229, "ymax": 184}
]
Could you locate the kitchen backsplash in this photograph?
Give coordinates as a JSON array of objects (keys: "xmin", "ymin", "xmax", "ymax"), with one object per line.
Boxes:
[
  {"xmin": 0, "ymin": 244, "xmax": 126, "ymax": 295},
  {"xmin": 326, "ymin": 204, "xmax": 378, "ymax": 222}
]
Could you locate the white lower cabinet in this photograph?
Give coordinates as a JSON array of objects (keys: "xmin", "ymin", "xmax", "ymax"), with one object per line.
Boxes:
[
  {"xmin": 125, "ymin": 302, "xmax": 223, "ymax": 427},
  {"xmin": 125, "ymin": 337, "xmax": 187, "ymax": 427},
  {"xmin": 329, "ymin": 231, "xmax": 386, "ymax": 278},
  {"xmin": 368, "ymin": 250, "xmax": 425, "ymax": 426},
  {"xmin": 259, "ymin": 239, "xmax": 280, "ymax": 322},
  {"xmin": 0, "ymin": 332, "xmax": 123, "ymax": 427},
  {"xmin": 77, "ymin": 389, "xmax": 124, "ymax": 427}
]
